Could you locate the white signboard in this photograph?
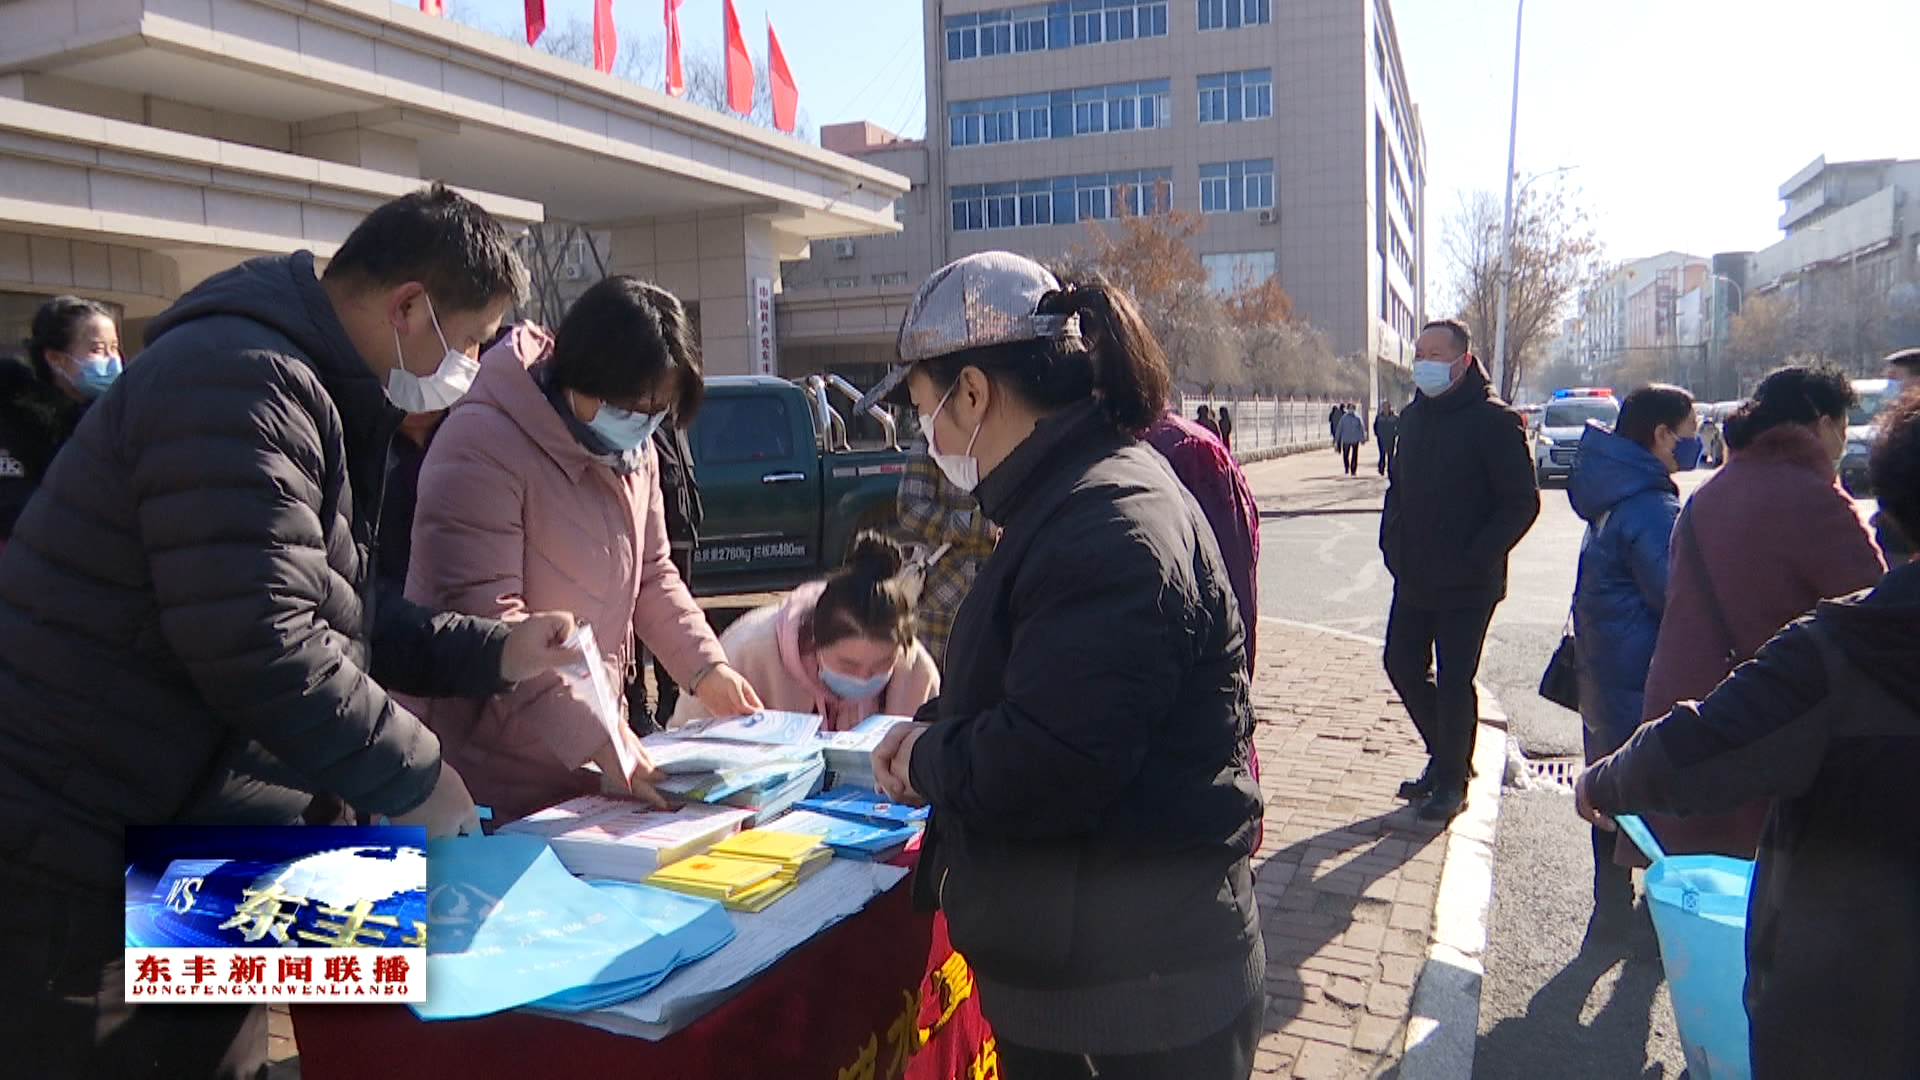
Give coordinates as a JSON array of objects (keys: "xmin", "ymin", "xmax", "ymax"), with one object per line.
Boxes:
[{"xmin": 751, "ymin": 277, "xmax": 776, "ymax": 377}]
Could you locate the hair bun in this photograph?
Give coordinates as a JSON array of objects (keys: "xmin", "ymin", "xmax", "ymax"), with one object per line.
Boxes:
[{"xmin": 845, "ymin": 531, "xmax": 904, "ymax": 581}]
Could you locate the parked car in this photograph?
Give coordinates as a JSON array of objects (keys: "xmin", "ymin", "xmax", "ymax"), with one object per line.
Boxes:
[
  {"xmin": 1534, "ymin": 388, "xmax": 1620, "ymax": 484},
  {"xmin": 1839, "ymin": 378, "xmax": 1897, "ymax": 496},
  {"xmin": 685, "ymin": 374, "xmax": 908, "ymax": 597}
]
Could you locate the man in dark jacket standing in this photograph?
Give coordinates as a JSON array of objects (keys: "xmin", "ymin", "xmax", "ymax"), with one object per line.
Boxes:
[
  {"xmin": 0, "ymin": 185, "xmax": 580, "ymax": 1079},
  {"xmin": 1381, "ymin": 320, "xmax": 1540, "ymax": 820},
  {"xmin": 1576, "ymin": 391, "xmax": 1920, "ymax": 1080},
  {"xmin": 1374, "ymin": 402, "xmax": 1400, "ymax": 476}
]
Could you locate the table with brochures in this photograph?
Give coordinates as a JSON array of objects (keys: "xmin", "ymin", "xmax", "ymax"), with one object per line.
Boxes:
[{"xmin": 292, "ymin": 712, "xmax": 996, "ymax": 1079}]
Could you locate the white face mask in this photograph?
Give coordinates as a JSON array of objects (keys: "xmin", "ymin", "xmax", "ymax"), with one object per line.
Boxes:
[
  {"xmin": 386, "ymin": 294, "xmax": 479, "ymax": 413},
  {"xmin": 919, "ymin": 382, "xmax": 983, "ymax": 492}
]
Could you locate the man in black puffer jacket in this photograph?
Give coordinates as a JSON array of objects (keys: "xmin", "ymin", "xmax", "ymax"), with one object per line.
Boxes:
[
  {"xmin": 1381, "ymin": 319, "xmax": 1539, "ymax": 822},
  {"xmin": 0, "ymin": 185, "xmax": 580, "ymax": 1079}
]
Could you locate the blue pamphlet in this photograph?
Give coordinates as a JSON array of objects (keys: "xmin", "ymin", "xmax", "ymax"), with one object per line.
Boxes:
[
  {"xmin": 533, "ymin": 881, "xmax": 736, "ymax": 1012},
  {"xmin": 793, "ymin": 786, "xmax": 931, "ymax": 827},
  {"xmin": 413, "ymin": 835, "xmax": 681, "ymax": 1021}
]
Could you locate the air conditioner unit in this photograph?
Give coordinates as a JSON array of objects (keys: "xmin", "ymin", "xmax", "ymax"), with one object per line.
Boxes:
[
  {"xmin": 561, "ymin": 264, "xmax": 585, "ymax": 280},
  {"xmin": 832, "ymin": 238, "xmax": 857, "ymax": 259},
  {"xmin": 1256, "ymin": 209, "xmax": 1277, "ymax": 225}
]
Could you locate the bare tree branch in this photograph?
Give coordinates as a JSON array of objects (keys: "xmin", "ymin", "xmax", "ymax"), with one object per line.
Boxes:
[{"xmin": 1444, "ymin": 182, "xmax": 1604, "ymax": 400}]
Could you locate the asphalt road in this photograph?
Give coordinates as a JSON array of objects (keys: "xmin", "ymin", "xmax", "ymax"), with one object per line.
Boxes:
[{"xmin": 1247, "ymin": 449, "xmax": 1697, "ymax": 1079}]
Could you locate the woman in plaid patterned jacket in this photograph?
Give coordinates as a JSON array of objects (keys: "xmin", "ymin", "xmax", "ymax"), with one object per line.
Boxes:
[{"xmin": 895, "ymin": 451, "xmax": 998, "ymax": 669}]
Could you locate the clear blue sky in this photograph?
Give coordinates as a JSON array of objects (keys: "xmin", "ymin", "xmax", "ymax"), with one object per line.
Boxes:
[{"xmin": 458, "ymin": 0, "xmax": 1919, "ymax": 276}]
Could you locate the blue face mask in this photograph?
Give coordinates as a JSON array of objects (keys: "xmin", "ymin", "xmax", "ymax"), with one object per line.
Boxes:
[
  {"xmin": 1412, "ymin": 359, "xmax": 1456, "ymax": 398},
  {"xmin": 1672, "ymin": 435, "xmax": 1703, "ymax": 472},
  {"xmin": 585, "ymin": 404, "xmax": 666, "ymax": 452},
  {"xmin": 65, "ymin": 354, "xmax": 122, "ymax": 400},
  {"xmin": 819, "ymin": 664, "xmax": 892, "ymax": 702}
]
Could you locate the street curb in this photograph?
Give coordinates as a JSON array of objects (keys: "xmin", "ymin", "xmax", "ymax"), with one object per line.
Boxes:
[
  {"xmin": 1399, "ymin": 702, "xmax": 1505, "ymax": 1080},
  {"xmin": 1256, "ymin": 617, "xmax": 1502, "ymax": 1080}
]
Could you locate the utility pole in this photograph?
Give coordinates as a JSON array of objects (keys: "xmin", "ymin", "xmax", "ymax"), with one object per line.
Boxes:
[{"xmin": 1492, "ymin": 0, "xmax": 1525, "ymax": 397}]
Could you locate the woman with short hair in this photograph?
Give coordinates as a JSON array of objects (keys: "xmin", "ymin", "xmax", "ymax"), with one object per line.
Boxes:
[{"xmin": 403, "ymin": 275, "xmax": 762, "ymax": 821}]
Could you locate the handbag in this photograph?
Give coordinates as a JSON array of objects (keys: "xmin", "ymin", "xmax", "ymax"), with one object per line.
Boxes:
[
  {"xmin": 1539, "ymin": 511, "xmax": 1612, "ymax": 712},
  {"xmin": 1538, "ymin": 617, "xmax": 1582, "ymax": 711}
]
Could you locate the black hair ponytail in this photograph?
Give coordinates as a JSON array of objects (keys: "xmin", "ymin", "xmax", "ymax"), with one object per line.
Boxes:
[
  {"xmin": 1036, "ymin": 278, "xmax": 1171, "ymax": 435},
  {"xmin": 809, "ymin": 531, "xmax": 916, "ymax": 652}
]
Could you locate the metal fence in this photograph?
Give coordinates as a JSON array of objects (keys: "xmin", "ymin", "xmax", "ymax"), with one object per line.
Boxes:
[{"xmin": 1171, "ymin": 394, "xmax": 1345, "ymax": 457}]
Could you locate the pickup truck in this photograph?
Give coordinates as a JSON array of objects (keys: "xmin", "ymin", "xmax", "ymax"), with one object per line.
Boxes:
[{"xmin": 684, "ymin": 374, "xmax": 910, "ymax": 597}]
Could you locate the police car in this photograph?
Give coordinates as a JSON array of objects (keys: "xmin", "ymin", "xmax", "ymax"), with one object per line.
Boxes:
[{"xmin": 1533, "ymin": 388, "xmax": 1620, "ymax": 484}]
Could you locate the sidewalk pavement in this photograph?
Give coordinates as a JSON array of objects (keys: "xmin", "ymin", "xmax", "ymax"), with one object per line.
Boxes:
[
  {"xmin": 1248, "ymin": 616, "xmax": 1505, "ymax": 1080},
  {"xmin": 1242, "ymin": 442, "xmax": 1392, "ymax": 516}
]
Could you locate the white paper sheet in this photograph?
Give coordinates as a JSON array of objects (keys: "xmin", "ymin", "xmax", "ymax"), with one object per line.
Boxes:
[{"xmin": 557, "ymin": 625, "xmax": 634, "ymax": 781}]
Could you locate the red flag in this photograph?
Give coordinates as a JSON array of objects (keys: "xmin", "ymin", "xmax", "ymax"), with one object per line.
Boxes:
[
  {"xmin": 592, "ymin": 0, "xmax": 617, "ymax": 74},
  {"xmin": 663, "ymin": 0, "xmax": 686, "ymax": 97},
  {"xmin": 525, "ymin": 0, "xmax": 546, "ymax": 44},
  {"xmin": 419, "ymin": 0, "xmax": 443, "ymax": 14},
  {"xmin": 722, "ymin": 0, "xmax": 753, "ymax": 114},
  {"xmin": 767, "ymin": 17, "xmax": 797, "ymax": 133}
]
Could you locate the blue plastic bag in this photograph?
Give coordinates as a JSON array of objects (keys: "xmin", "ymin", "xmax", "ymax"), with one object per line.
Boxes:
[{"xmin": 1617, "ymin": 815, "xmax": 1754, "ymax": 1080}]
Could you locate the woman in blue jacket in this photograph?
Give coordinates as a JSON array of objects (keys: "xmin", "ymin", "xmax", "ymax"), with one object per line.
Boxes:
[{"xmin": 1566, "ymin": 384, "xmax": 1699, "ymax": 944}]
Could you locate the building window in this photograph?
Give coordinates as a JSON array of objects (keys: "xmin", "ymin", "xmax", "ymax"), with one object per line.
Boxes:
[
  {"xmin": 952, "ymin": 168, "xmax": 1171, "ymax": 232},
  {"xmin": 1198, "ymin": 69, "xmax": 1272, "ymax": 124},
  {"xmin": 950, "ymin": 2, "xmax": 1164, "ymax": 60},
  {"xmin": 827, "ymin": 276, "xmax": 860, "ymax": 289},
  {"xmin": 952, "ymin": 80, "xmax": 1169, "ymax": 148},
  {"xmin": 1199, "ymin": 159, "xmax": 1275, "ymax": 213},
  {"xmin": 1199, "ymin": 0, "xmax": 1270, "ymax": 31},
  {"xmin": 1202, "ymin": 251, "xmax": 1278, "ymax": 293},
  {"xmin": 873, "ymin": 272, "xmax": 909, "ymax": 287}
]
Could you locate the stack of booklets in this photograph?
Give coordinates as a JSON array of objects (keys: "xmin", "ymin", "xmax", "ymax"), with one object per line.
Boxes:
[
  {"xmin": 645, "ymin": 711, "xmax": 829, "ymax": 825},
  {"xmin": 760, "ymin": 809, "xmax": 918, "ymax": 862},
  {"xmin": 814, "ymin": 714, "xmax": 913, "ymax": 790},
  {"xmin": 643, "ymin": 828, "xmax": 832, "ymax": 913},
  {"xmin": 497, "ymin": 796, "xmax": 753, "ymax": 882}
]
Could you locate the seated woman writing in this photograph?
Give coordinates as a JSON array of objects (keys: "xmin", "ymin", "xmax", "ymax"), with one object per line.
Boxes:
[{"xmin": 672, "ymin": 533, "xmax": 939, "ymax": 731}]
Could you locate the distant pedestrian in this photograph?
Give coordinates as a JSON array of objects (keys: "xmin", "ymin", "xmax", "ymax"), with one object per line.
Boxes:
[
  {"xmin": 1195, "ymin": 403, "xmax": 1222, "ymax": 440},
  {"xmin": 1216, "ymin": 405, "xmax": 1235, "ymax": 452},
  {"xmin": 1633, "ymin": 365, "xmax": 1884, "ymax": 862},
  {"xmin": 1381, "ymin": 319, "xmax": 1539, "ymax": 821},
  {"xmin": 1564, "ymin": 384, "xmax": 1698, "ymax": 948},
  {"xmin": 1576, "ymin": 389, "xmax": 1920, "ymax": 1080},
  {"xmin": 1335, "ymin": 403, "xmax": 1367, "ymax": 476},
  {"xmin": 1330, "ymin": 402, "xmax": 1344, "ymax": 452},
  {"xmin": 1373, "ymin": 402, "xmax": 1400, "ymax": 476}
]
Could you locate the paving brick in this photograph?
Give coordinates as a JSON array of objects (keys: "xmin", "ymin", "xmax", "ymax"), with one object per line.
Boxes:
[
  {"xmin": 1354, "ymin": 1014, "xmax": 1402, "ymax": 1054},
  {"xmin": 1244, "ymin": 619, "xmax": 1460, "ymax": 1074},
  {"xmin": 1291, "ymin": 1040, "xmax": 1353, "ymax": 1079}
]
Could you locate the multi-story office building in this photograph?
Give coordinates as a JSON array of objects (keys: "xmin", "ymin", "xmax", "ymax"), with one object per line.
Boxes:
[{"xmin": 780, "ymin": 0, "xmax": 1427, "ymax": 385}]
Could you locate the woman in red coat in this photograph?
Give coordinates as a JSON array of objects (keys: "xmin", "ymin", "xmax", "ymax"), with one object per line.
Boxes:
[{"xmin": 1636, "ymin": 366, "xmax": 1885, "ymax": 859}]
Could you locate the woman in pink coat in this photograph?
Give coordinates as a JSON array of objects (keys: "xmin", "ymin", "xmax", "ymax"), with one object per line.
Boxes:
[
  {"xmin": 403, "ymin": 277, "xmax": 762, "ymax": 821},
  {"xmin": 672, "ymin": 534, "xmax": 940, "ymax": 732},
  {"xmin": 1635, "ymin": 366, "xmax": 1885, "ymax": 860}
]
